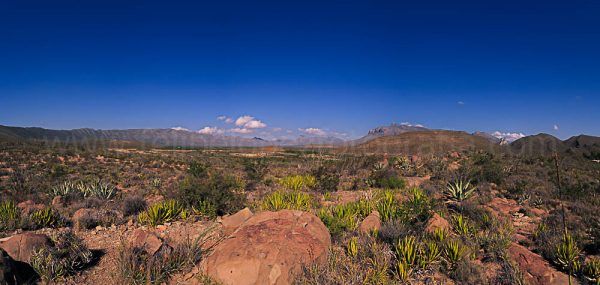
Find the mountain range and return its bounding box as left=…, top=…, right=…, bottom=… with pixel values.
left=1, top=124, right=599, bottom=159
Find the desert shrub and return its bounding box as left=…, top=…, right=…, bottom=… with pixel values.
left=243, top=158, right=268, bottom=190
left=447, top=259, right=484, bottom=284
left=116, top=237, right=206, bottom=285
left=494, top=258, right=525, bottom=285
left=378, top=219, right=410, bottom=245
left=138, top=200, right=188, bottom=226
left=188, top=161, right=209, bottom=178
left=467, top=152, right=506, bottom=185
left=261, top=191, right=314, bottom=211
left=123, top=196, right=147, bottom=216
left=369, top=168, right=406, bottom=189
left=311, top=166, right=340, bottom=193
left=398, top=188, right=433, bottom=226
left=30, top=230, right=93, bottom=282
left=30, top=207, right=65, bottom=229
left=178, top=172, right=245, bottom=216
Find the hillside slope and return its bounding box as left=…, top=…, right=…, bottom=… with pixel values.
left=339, top=130, right=498, bottom=155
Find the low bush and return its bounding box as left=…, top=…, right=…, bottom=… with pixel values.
left=116, top=237, right=206, bottom=284
left=0, top=200, right=20, bottom=232
left=30, top=207, right=65, bottom=229
left=30, top=231, right=93, bottom=282
left=279, top=175, right=317, bottom=191
left=178, top=172, right=245, bottom=216
left=123, top=196, right=147, bottom=217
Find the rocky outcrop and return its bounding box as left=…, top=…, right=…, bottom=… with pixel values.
left=204, top=210, right=331, bottom=285
left=0, top=233, right=52, bottom=263
left=128, top=229, right=171, bottom=256
left=16, top=200, right=44, bottom=215
left=221, top=207, right=253, bottom=235
left=359, top=211, right=381, bottom=234
left=508, top=243, right=575, bottom=285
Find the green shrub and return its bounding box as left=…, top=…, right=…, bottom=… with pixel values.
left=192, top=200, right=217, bottom=219
left=178, top=173, right=245, bottom=216
left=311, top=166, right=340, bottom=193
left=444, top=240, right=466, bottom=269
left=369, top=169, right=406, bottom=189
left=138, top=200, right=186, bottom=226
left=317, top=199, right=373, bottom=235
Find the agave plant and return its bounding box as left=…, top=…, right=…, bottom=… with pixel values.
left=451, top=215, right=472, bottom=236
left=50, top=181, right=78, bottom=197
left=418, top=241, right=442, bottom=269
left=83, top=180, right=116, bottom=199
left=0, top=200, right=20, bottom=222
left=556, top=230, right=581, bottom=282
left=446, top=179, right=476, bottom=202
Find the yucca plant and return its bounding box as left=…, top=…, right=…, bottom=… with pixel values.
left=376, top=191, right=398, bottom=222
left=278, top=175, right=316, bottom=191
left=433, top=227, right=448, bottom=242
left=138, top=200, right=185, bottom=226
left=395, top=236, right=418, bottom=267
left=446, top=179, right=476, bottom=202
left=0, top=200, right=20, bottom=222
left=583, top=259, right=600, bottom=285
left=418, top=241, right=442, bottom=269
left=451, top=215, right=472, bottom=236
left=260, top=191, right=313, bottom=211
left=30, top=207, right=63, bottom=229
left=444, top=240, right=465, bottom=269
left=192, top=200, right=217, bottom=218
left=347, top=237, right=359, bottom=257
left=396, top=261, right=412, bottom=282
left=556, top=230, right=581, bottom=282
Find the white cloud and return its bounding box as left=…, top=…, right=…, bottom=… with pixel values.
left=197, top=126, right=223, bottom=135
left=458, top=101, right=465, bottom=105
left=234, top=115, right=267, bottom=129
left=244, top=120, right=267, bottom=129
left=272, top=127, right=283, bottom=132
left=299, top=128, right=327, bottom=136
left=235, top=115, right=254, bottom=126
left=491, top=131, right=526, bottom=142
left=171, top=127, right=190, bottom=132
left=554, top=124, right=559, bottom=131
left=230, top=128, right=253, bottom=134
left=399, top=122, right=426, bottom=128
left=217, top=115, right=234, bottom=124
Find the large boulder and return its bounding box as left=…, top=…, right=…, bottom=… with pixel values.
left=16, top=200, right=44, bottom=215
left=0, top=233, right=52, bottom=263
left=508, top=243, right=575, bottom=285
left=204, top=210, right=331, bottom=285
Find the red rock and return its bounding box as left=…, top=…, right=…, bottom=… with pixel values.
left=359, top=211, right=381, bottom=234
left=0, top=233, right=52, bottom=263
left=129, top=229, right=170, bottom=256
left=221, top=207, right=253, bottom=235
left=425, top=212, right=451, bottom=234
left=508, top=243, right=575, bottom=285
left=16, top=200, right=44, bottom=215
left=51, top=196, right=64, bottom=207
left=204, top=210, right=331, bottom=285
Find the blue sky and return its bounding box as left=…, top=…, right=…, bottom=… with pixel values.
left=1, top=0, right=599, bottom=140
